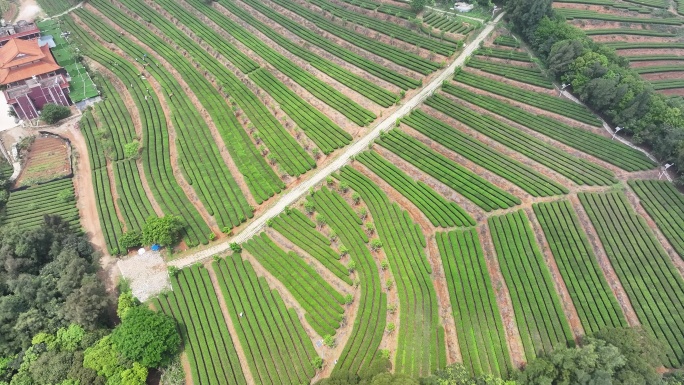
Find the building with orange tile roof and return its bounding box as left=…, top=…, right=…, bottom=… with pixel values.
left=0, top=37, right=70, bottom=120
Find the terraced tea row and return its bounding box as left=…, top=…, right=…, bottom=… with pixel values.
left=154, top=266, right=247, bottom=385
left=580, top=191, right=684, bottom=367
left=339, top=166, right=446, bottom=377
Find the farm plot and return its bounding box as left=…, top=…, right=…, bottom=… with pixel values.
left=270, top=209, right=353, bottom=285
left=402, top=110, right=568, bottom=197
left=243, top=233, right=346, bottom=337
left=14, top=136, right=71, bottom=188
left=633, top=65, right=684, bottom=74
left=78, top=6, right=256, bottom=232
left=154, top=0, right=378, bottom=125
left=355, top=150, right=475, bottom=227
left=93, top=0, right=316, bottom=179
left=426, top=94, right=618, bottom=186
left=585, top=29, right=677, bottom=37
left=265, top=0, right=441, bottom=74
left=629, top=179, right=684, bottom=258
left=36, top=0, right=80, bottom=16
left=489, top=210, right=574, bottom=361
left=376, top=129, right=521, bottom=212
left=442, top=83, right=655, bottom=172
left=65, top=15, right=212, bottom=245
left=234, top=0, right=422, bottom=89
left=0, top=156, right=12, bottom=180
left=651, top=79, right=684, bottom=90
left=310, top=187, right=386, bottom=374
left=207, top=0, right=399, bottom=107
left=466, top=58, right=554, bottom=89
left=214, top=254, right=318, bottom=385
left=533, top=200, right=627, bottom=334
left=494, top=35, right=520, bottom=48
left=556, top=9, right=683, bottom=25
left=339, top=166, right=446, bottom=377
left=3, top=178, right=80, bottom=230
left=90, top=78, right=156, bottom=233
left=579, top=191, right=684, bottom=367
left=454, top=71, right=601, bottom=126
left=337, top=0, right=417, bottom=19
left=423, top=12, right=474, bottom=34
left=436, top=229, right=513, bottom=378
left=153, top=266, right=247, bottom=385
left=307, top=0, right=459, bottom=56
left=80, top=111, right=123, bottom=255
left=476, top=47, right=532, bottom=62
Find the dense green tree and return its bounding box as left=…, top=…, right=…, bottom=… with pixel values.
left=40, top=104, right=72, bottom=125
left=504, top=0, right=552, bottom=39
left=409, top=0, right=433, bottom=12
left=110, top=307, right=180, bottom=368
left=420, top=363, right=516, bottom=384
left=142, top=216, right=184, bottom=246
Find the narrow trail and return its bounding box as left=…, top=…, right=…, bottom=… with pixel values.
left=42, top=1, right=84, bottom=20
left=170, top=12, right=506, bottom=269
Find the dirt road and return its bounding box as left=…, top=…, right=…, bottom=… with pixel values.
left=168, top=12, right=506, bottom=270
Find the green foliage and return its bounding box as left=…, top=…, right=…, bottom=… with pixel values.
left=409, top=0, right=433, bottom=12
left=159, top=356, right=185, bottom=385
left=110, top=306, right=180, bottom=368
left=40, top=104, right=72, bottom=125
left=229, top=242, right=242, bottom=253
left=116, top=292, right=139, bottom=320
left=142, top=215, right=184, bottom=246
left=347, top=260, right=357, bottom=273
left=118, top=231, right=142, bottom=250
left=123, top=140, right=140, bottom=159
left=422, top=363, right=516, bottom=385
left=370, top=239, right=383, bottom=251
left=504, top=0, right=553, bottom=39
left=312, top=356, right=324, bottom=370
left=0, top=217, right=108, bottom=356
left=323, top=335, right=336, bottom=348
left=517, top=328, right=663, bottom=385
left=344, top=294, right=354, bottom=305
left=57, top=189, right=75, bottom=203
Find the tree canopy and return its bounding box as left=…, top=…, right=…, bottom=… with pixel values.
left=142, top=215, right=184, bottom=246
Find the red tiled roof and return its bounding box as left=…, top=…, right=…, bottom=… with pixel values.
left=0, top=38, right=62, bottom=85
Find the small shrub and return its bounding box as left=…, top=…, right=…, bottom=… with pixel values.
left=379, top=349, right=391, bottom=359
left=57, top=188, right=74, bottom=203
left=351, top=192, right=361, bottom=205
left=387, top=303, right=398, bottom=314
left=329, top=230, right=337, bottom=242
left=339, top=245, right=349, bottom=257
left=119, top=231, right=143, bottom=251
left=381, top=260, right=389, bottom=271
left=316, top=214, right=327, bottom=229
left=339, top=181, right=349, bottom=193
left=323, top=335, right=336, bottom=348
left=124, top=140, right=140, bottom=158
left=221, top=226, right=233, bottom=235
left=229, top=242, right=242, bottom=253
left=208, top=232, right=216, bottom=241
left=357, top=207, right=368, bottom=220
left=385, top=279, right=394, bottom=291
left=370, top=239, right=383, bottom=252
left=304, top=201, right=315, bottom=215
left=168, top=266, right=180, bottom=277
left=365, top=222, right=375, bottom=235
left=326, top=176, right=334, bottom=186
left=347, top=260, right=357, bottom=273
left=344, top=294, right=353, bottom=305
left=311, top=357, right=323, bottom=370
left=386, top=322, right=396, bottom=334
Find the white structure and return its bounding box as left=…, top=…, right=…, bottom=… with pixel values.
left=452, top=2, right=474, bottom=12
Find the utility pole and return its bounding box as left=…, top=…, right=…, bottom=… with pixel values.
left=659, top=163, right=674, bottom=179
left=612, top=126, right=623, bottom=140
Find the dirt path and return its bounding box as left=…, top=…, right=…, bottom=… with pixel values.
left=167, top=13, right=506, bottom=270
left=205, top=263, right=258, bottom=385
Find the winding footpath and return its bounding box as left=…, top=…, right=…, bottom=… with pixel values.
left=167, top=12, right=506, bottom=270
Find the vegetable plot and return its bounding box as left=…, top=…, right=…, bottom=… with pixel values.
left=436, top=229, right=513, bottom=377
left=488, top=210, right=574, bottom=361
left=466, top=58, right=553, bottom=88
left=154, top=266, right=247, bottom=385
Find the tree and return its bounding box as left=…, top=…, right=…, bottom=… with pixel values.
left=422, top=363, right=515, bottom=384
left=110, top=307, right=180, bottom=368
left=118, top=231, right=142, bottom=251
left=505, top=0, right=553, bottom=39
left=40, top=104, right=71, bottom=124
left=141, top=215, right=184, bottom=246
left=409, top=0, right=433, bottom=12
